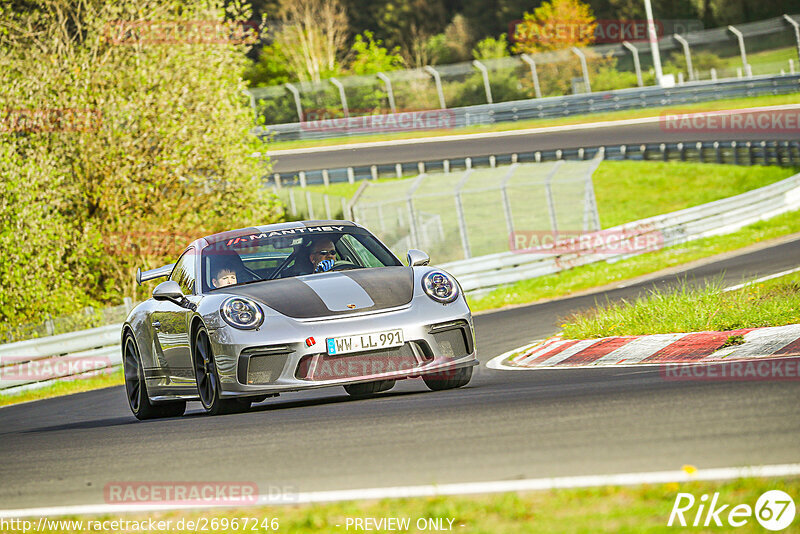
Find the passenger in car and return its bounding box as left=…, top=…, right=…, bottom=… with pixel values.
left=212, top=267, right=238, bottom=288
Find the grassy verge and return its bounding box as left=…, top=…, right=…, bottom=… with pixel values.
left=267, top=92, right=799, bottom=150
left=561, top=271, right=800, bottom=339
left=0, top=367, right=123, bottom=408
left=32, top=477, right=799, bottom=533
left=467, top=210, right=800, bottom=312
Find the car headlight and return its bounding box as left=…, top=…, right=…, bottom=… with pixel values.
left=221, top=297, right=263, bottom=329
left=422, top=271, right=459, bottom=303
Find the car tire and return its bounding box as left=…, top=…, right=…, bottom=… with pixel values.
left=193, top=326, right=250, bottom=416
left=343, top=379, right=395, bottom=397
left=124, top=333, right=186, bottom=420
left=422, top=366, right=473, bottom=391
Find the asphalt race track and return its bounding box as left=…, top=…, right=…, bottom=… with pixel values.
left=1, top=236, right=799, bottom=511
left=269, top=109, right=800, bottom=173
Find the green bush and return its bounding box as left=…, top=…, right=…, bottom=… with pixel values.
left=0, top=0, right=283, bottom=328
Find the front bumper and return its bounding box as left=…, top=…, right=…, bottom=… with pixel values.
left=208, top=298, right=477, bottom=396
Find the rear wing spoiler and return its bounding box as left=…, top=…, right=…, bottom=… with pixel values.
left=136, top=264, right=175, bottom=286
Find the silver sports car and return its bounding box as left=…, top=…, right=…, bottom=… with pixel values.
left=122, top=220, right=477, bottom=419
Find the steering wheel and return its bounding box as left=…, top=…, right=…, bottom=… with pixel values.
left=331, top=261, right=360, bottom=271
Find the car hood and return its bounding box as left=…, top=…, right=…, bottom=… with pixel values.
left=221, top=267, right=414, bottom=319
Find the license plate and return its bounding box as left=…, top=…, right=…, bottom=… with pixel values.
left=326, top=329, right=404, bottom=355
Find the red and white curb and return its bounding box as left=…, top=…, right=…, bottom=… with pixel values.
left=487, top=323, right=800, bottom=371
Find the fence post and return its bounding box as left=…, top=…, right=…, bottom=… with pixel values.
left=454, top=170, right=473, bottom=259
left=329, top=78, right=349, bottom=118
left=376, top=72, right=397, bottom=114
left=424, top=65, right=447, bottom=109
left=370, top=165, right=378, bottom=180
left=621, top=41, right=643, bottom=87
left=731, top=141, right=738, bottom=165
left=124, top=297, right=133, bottom=313
left=472, top=59, right=493, bottom=104
left=696, top=141, right=704, bottom=163
left=784, top=15, right=800, bottom=62
left=727, top=25, right=750, bottom=78
left=673, top=34, right=694, bottom=81
left=520, top=54, right=543, bottom=98
left=714, top=141, right=722, bottom=163
left=274, top=173, right=282, bottom=189
left=299, top=171, right=307, bottom=188
left=285, top=83, right=304, bottom=122
left=305, top=191, right=315, bottom=219
left=322, top=169, right=330, bottom=187
left=406, top=174, right=427, bottom=249
left=395, top=163, right=402, bottom=178
left=289, top=188, right=297, bottom=216
left=583, top=148, right=603, bottom=231
left=571, top=47, right=592, bottom=93
left=347, top=167, right=355, bottom=184
left=341, top=197, right=349, bottom=220
left=500, top=164, right=518, bottom=239
left=544, top=161, right=564, bottom=239
left=444, top=159, right=450, bottom=173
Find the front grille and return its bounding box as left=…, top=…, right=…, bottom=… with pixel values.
left=296, top=342, right=421, bottom=380
left=430, top=321, right=472, bottom=358
left=238, top=345, right=293, bottom=385
left=247, top=354, right=289, bottom=384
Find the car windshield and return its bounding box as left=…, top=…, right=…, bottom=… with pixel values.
left=201, top=225, right=402, bottom=292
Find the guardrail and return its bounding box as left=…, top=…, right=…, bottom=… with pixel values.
left=261, top=73, right=800, bottom=143
left=0, top=324, right=121, bottom=391
left=441, top=169, right=800, bottom=292
left=271, top=139, right=800, bottom=187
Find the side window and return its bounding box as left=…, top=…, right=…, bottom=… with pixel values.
left=170, top=249, right=196, bottom=295
left=340, top=235, right=384, bottom=268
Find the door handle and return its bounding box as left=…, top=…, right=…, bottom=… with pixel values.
left=152, top=321, right=161, bottom=329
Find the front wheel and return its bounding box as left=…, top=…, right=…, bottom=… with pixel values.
left=344, top=380, right=395, bottom=397
left=193, top=327, right=250, bottom=416
left=124, top=334, right=186, bottom=420
left=422, top=366, right=473, bottom=391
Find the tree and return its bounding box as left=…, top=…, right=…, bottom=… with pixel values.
left=512, top=0, right=597, bottom=54
left=348, top=31, right=405, bottom=75
left=0, top=0, right=282, bottom=327
left=274, top=0, right=349, bottom=82
left=473, top=35, right=510, bottom=60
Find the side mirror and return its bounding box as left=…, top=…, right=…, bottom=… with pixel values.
left=407, top=249, right=430, bottom=267
left=153, top=280, right=184, bottom=303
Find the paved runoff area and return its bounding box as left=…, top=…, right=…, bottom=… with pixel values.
left=490, top=324, right=800, bottom=376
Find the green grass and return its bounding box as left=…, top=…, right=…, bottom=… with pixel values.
left=34, top=477, right=799, bottom=533
left=267, top=93, right=800, bottom=150
left=0, top=367, right=123, bottom=407
left=467, top=209, right=800, bottom=312
left=560, top=272, right=800, bottom=339
left=591, top=162, right=795, bottom=228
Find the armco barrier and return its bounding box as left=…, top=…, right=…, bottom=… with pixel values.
left=0, top=324, right=122, bottom=391
left=441, top=170, right=800, bottom=291
left=3, top=170, right=800, bottom=387
left=270, top=139, right=800, bottom=187
left=261, top=74, right=800, bottom=143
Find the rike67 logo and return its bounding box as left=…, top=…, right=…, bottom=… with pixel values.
left=669, top=490, right=795, bottom=530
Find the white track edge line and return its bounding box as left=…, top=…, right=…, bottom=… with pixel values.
left=267, top=104, right=800, bottom=155
left=723, top=266, right=800, bottom=292
left=3, top=464, right=799, bottom=519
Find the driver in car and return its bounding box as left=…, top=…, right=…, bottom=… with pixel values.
left=309, top=237, right=337, bottom=273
